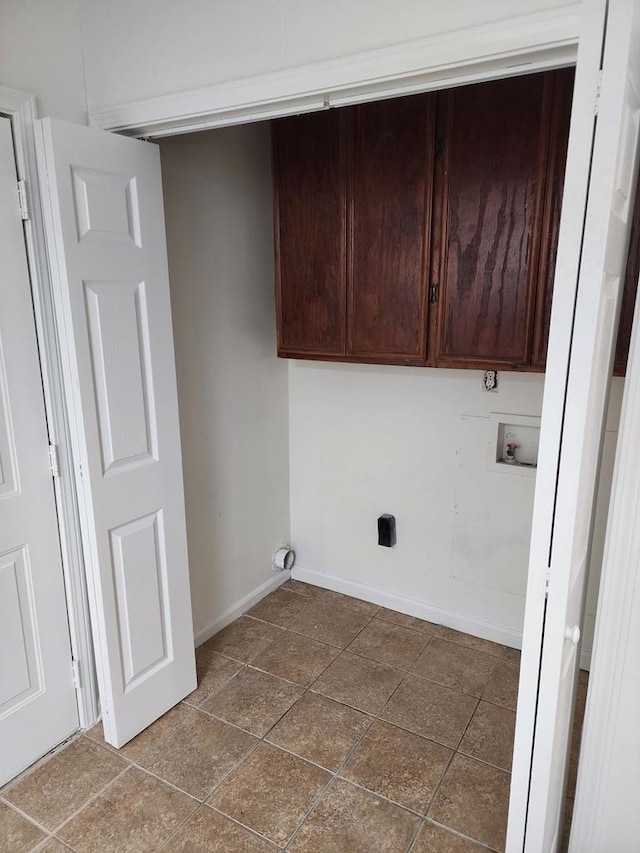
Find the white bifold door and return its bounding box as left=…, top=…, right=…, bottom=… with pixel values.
left=36, top=119, right=196, bottom=747
left=509, top=0, right=640, bottom=850
left=0, top=117, right=78, bottom=785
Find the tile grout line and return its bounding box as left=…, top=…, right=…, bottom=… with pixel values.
left=7, top=585, right=515, bottom=851
left=0, top=795, right=57, bottom=842
left=282, top=707, right=380, bottom=850
left=123, top=611, right=509, bottom=848
left=210, top=596, right=512, bottom=844
left=280, top=582, right=516, bottom=662
left=1, top=736, right=136, bottom=839
left=0, top=733, right=80, bottom=798
left=40, top=763, right=133, bottom=844
left=207, top=800, right=288, bottom=849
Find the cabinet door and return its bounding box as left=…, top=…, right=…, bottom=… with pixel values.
left=432, top=73, right=552, bottom=368
left=273, top=110, right=347, bottom=358
left=348, top=94, right=435, bottom=363
left=532, top=69, right=575, bottom=368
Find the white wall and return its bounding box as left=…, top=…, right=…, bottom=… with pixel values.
left=289, top=360, right=623, bottom=652
left=0, top=0, right=87, bottom=123
left=159, top=123, right=290, bottom=640
left=78, top=0, right=577, bottom=112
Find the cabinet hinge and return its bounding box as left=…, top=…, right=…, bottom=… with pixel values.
left=71, top=659, right=81, bottom=690
left=17, top=180, right=29, bottom=220
left=594, top=69, right=603, bottom=116
left=435, top=137, right=445, bottom=159
left=49, top=443, right=60, bottom=478
left=429, top=283, right=439, bottom=304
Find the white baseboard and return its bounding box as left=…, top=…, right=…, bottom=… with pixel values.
left=292, top=566, right=522, bottom=648
left=193, top=570, right=291, bottom=647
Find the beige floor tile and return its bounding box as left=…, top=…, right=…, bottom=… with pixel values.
left=281, top=580, right=379, bottom=616
left=251, top=631, right=340, bottom=687
left=341, top=720, right=451, bottom=813
left=310, top=588, right=380, bottom=616
left=208, top=743, right=330, bottom=846
left=203, top=616, right=284, bottom=662
left=267, top=692, right=371, bottom=771
left=311, top=652, right=404, bottom=714
left=482, top=660, right=519, bottom=711
left=135, top=706, right=257, bottom=799
left=291, top=602, right=371, bottom=648
left=201, top=666, right=303, bottom=736
left=247, top=588, right=313, bottom=628
left=429, top=754, right=510, bottom=852
left=567, top=684, right=588, bottom=798
left=0, top=801, right=45, bottom=852
left=377, top=608, right=438, bottom=635
left=348, top=619, right=430, bottom=670
left=185, top=648, right=244, bottom=706
left=37, top=840, right=73, bottom=852
left=3, top=739, right=128, bottom=831
left=288, top=778, right=419, bottom=853
left=412, top=639, right=497, bottom=697
left=162, top=805, right=279, bottom=851
left=58, top=767, right=196, bottom=853
left=411, top=821, right=486, bottom=852
left=85, top=702, right=192, bottom=762
left=380, top=674, right=478, bottom=749
left=458, top=701, right=516, bottom=771
left=280, top=579, right=319, bottom=597
left=432, top=627, right=505, bottom=658
left=502, top=646, right=521, bottom=664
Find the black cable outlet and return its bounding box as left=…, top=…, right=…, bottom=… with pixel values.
left=378, top=514, right=396, bottom=547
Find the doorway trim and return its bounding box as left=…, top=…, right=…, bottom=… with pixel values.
left=91, top=5, right=581, bottom=138
left=0, top=85, right=99, bottom=729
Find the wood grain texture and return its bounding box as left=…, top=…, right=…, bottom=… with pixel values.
left=614, top=164, right=640, bottom=375
left=532, top=68, right=575, bottom=369
left=348, top=94, right=435, bottom=362
left=273, top=110, right=346, bottom=357
left=433, top=73, right=553, bottom=367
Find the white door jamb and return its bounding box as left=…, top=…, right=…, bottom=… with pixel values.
left=0, top=85, right=99, bottom=729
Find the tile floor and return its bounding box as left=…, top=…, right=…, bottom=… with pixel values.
left=0, top=580, right=587, bottom=853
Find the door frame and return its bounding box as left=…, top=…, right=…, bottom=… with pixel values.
left=91, top=6, right=581, bottom=138
left=87, top=4, right=628, bottom=848
left=0, top=85, right=99, bottom=729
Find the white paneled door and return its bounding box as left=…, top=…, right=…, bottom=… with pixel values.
left=36, top=119, right=196, bottom=747
left=0, top=116, right=78, bottom=785
left=509, top=0, right=640, bottom=850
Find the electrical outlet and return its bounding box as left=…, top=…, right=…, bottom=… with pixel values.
left=482, top=369, right=498, bottom=392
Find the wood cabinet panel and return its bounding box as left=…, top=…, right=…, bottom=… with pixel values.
left=532, top=69, right=575, bottom=368
left=433, top=74, right=553, bottom=367
left=348, top=95, right=435, bottom=362
left=532, top=67, right=637, bottom=376
left=614, top=163, right=640, bottom=375
left=273, top=110, right=346, bottom=357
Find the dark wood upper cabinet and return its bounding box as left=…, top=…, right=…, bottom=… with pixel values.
left=531, top=68, right=575, bottom=369
left=614, top=161, right=640, bottom=375
left=272, top=69, right=638, bottom=373
left=347, top=95, right=435, bottom=362
left=532, top=67, right=638, bottom=376
left=432, top=73, right=553, bottom=368
left=272, top=110, right=347, bottom=357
